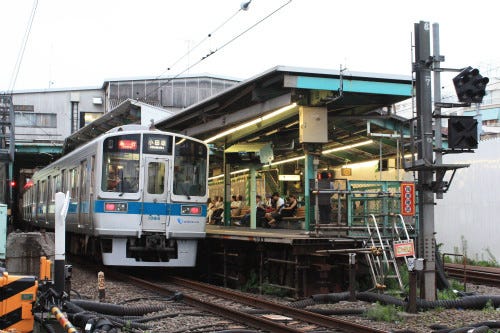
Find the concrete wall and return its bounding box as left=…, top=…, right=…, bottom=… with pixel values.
left=435, top=137, right=500, bottom=262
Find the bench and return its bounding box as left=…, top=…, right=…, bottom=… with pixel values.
left=231, top=207, right=250, bottom=225
left=281, top=206, right=306, bottom=229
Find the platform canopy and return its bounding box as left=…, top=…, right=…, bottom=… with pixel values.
left=62, top=99, right=174, bottom=155
left=156, top=66, right=412, bottom=169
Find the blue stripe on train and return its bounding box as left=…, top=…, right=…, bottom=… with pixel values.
left=93, top=200, right=207, bottom=216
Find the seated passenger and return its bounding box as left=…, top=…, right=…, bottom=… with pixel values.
left=266, top=194, right=298, bottom=228
left=236, top=195, right=267, bottom=227
left=264, top=192, right=285, bottom=228
left=230, top=195, right=243, bottom=217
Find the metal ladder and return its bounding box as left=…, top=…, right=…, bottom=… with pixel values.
left=364, top=214, right=404, bottom=291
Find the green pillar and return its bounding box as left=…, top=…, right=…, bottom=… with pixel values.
left=223, top=160, right=231, bottom=226
left=250, top=167, right=257, bottom=229
left=304, top=151, right=315, bottom=231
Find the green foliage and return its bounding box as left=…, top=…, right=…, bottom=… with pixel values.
left=261, top=281, right=290, bottom=297
left=241, top=270, right=259, bottom=293
left=450, top=279, right=465, bottom=292
left=437, top=288, right=459, bottom=301
left=365, top=302, right=403, bottom=323
left=483, top=299, right=495, bottom=313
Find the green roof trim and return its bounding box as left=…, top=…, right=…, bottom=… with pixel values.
left=294, top=76, right=412, bottom=96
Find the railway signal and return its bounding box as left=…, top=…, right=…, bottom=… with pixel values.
left=453, top=66, right=489, bottom=103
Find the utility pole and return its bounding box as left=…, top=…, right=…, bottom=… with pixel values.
left=414, top=21, right=436, bottom=301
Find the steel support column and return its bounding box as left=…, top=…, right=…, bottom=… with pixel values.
left=415, top=21, right=436, bottom=301
left=250, top=166, right=257, bottom=229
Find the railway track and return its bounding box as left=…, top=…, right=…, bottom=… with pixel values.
left=444, top=263, right=500, bottom=287
left=113, top=272, right=388, bottom=333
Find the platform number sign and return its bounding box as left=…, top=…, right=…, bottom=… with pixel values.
left=400, top=182, right=415, bottom=216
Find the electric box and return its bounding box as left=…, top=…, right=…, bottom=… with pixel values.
left=299, top=106, right=328, bottom=143
left=225, top=142, right=274, bottom=165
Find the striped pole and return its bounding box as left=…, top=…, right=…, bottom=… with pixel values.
left=51, top=306, right=77, bottom=333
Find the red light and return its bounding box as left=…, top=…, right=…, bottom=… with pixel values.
left=105, top=203, right=116, bottom=211
left=10, top=180, right=16, bottom=187
left=190, top=206, right=201, bottom=214
left=118, top=139, right=138, bottom=150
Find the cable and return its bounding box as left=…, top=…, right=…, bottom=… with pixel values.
left=145, top=0, right=292, bottom=101
left=7, top=0, right=39, bottom=93
left=155, top=6, right=243, bottom=79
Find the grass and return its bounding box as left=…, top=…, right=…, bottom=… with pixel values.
left=365, top=302, right=403, bottom=323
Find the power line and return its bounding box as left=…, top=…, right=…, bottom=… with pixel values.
left=145, top=0, right=292, bottom=100
left=155, top=6, right=243, bottom=79
left=8, top=0, right=39, bottom=93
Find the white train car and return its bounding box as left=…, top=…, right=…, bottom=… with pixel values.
left=22, top=125, right=208, bottom=267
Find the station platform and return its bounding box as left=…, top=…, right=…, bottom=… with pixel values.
left=205, top=224, right=359, bottom=247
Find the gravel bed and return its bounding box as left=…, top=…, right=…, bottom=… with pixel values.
left=302, top=283, right=500, bottom=332
left=69, top=265, right=247, bottom=332
left=70, top=265, right=499, bottom=332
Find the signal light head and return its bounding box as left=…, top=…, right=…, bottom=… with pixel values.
left=453, top=66, right=489, bottom=103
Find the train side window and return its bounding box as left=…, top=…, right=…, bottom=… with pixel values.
left=54, top=174, right=61, bottom=194
left=48, top=176, right=53, bottom=203
left=79, top=160, right=88, bottom=205
left=70, top=168, right=79, bottom=201
left=61, top=169, right=66, bottom=192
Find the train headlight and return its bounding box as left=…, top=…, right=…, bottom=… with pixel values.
left=181, top=205, right=202, bottom=215
left=104, top=202, right=128, bottom=212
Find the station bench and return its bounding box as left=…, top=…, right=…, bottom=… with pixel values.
left=231, top=207, right=250, bottom=225
left=281, top=206, right=306, bottom=229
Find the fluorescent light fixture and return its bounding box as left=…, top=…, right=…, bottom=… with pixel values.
left=322, top=140, right=373, bottom=154
left=268, top=155, right=305, bottom=166
left=204, top=103, right=297, bottom=143
left=208, top=168, right=250, bottom=181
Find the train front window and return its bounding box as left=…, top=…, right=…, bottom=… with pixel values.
left=173, top=137, right=207, bottom=197
left=102, top=134, right=140, bottom=193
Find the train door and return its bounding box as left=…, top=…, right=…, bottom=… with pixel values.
left=141, top=157, right=169, bottom=231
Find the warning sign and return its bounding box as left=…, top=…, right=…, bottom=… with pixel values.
left=400, top=182, right=415, bottom=216
left=394, top=240, right=415, bottom=258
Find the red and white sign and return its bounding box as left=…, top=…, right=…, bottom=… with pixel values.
left=394, top=240, right=415, bottom=258
left=400, top=182, right=415, bottom=216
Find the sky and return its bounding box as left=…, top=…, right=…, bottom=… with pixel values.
left=1, top=0, right=499, bottom=92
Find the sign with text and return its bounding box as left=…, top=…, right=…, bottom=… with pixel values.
left=394, top=240, right=415, bottom=258
left=400, top=182, right=415, bottom=216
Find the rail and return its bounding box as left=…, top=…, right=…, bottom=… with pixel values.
left=114, top=271, right=389, bottom=333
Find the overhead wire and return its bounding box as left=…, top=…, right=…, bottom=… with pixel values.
left=7, top=0, right=39, bottom=93
left=145, top=0, right=293, bottom=100
left=155, top=6, right=243, bottom=79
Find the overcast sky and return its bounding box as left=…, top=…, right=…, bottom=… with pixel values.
left=1, top=0, right=499, bottom=92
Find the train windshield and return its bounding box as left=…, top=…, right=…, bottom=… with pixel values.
left=173, top=137, right=207, bottom=197
left=102, top=134, right=140, bottom=193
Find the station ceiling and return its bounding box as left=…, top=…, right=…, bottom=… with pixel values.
left=155, top=66, right=413, bottom=169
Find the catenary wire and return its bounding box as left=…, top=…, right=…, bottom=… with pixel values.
left=155, top=6, right=243, bottom=79
left=7, top=0, right=39, bottom=93
left=144, top=0, right=292, bottom=101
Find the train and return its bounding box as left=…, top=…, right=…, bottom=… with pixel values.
left=21, top=125, right=208, bottom=267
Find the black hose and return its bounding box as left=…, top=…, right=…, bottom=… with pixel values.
left=69, top=299, right=166, bottom=316
left=69, top=312, right=151, bottom=331
left=291, top=291, right=500, bottom=311
left=436, top=246, right=451, bottom=290
left=214, top=331, right=260, bottom=333
left=308, top=308, right=365, bottom=315
left=34, top=314, right=58, bottom=333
